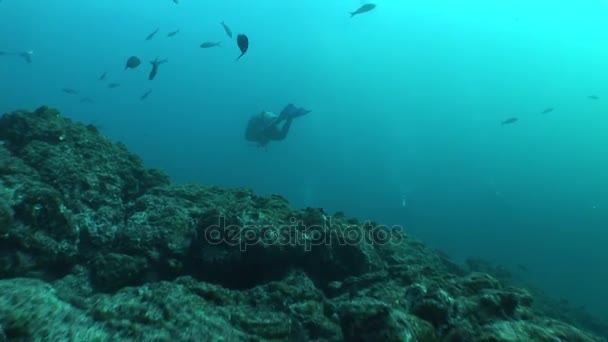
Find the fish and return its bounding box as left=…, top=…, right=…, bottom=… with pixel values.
left=140, top=89, right=152, bottom=101
left=107, top=83, right=121, bottom=88
left=62, top=88, right=79, bottom=95
left=0, top=50, right=33, bottom=63
left=80, top=97, right=95, bottom=104
left=588, top=95, right=599, bottom=100
left=221, top=21, right=232, bottom=38
left=172, top=0, right=178, bottom=3
left=125, top=56, right=141, bottom=70
left=167, top=29, right=180, bottom=37
left=149, top=58, right=167, bottom=80
left=541, top=107, right=554, bottom=114
left=236, top=34, right=249, bottom=60
left=350, top=3, right=376, bottom=17
left=146, top=28, right=160, bottom=40
left=200, top=41, right=222, bottom=48
left=98, top=72, right=107, bottom=81
left=501, top=117, right=518, bottom=125
left=18, top=51, right=33, bottom=63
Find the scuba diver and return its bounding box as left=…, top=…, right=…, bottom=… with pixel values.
left=245, top=103, right=310, bottom=147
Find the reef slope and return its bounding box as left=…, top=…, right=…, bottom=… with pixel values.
left=0, top=106, right=604, bottom=341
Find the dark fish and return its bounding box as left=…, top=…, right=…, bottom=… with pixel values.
left=107, top=83, right=121, bottom=88
left=0, top=50, right=32, bottom=63
left=200, top=41, right=222, bottom=48
left=221, top=21, right=232, bottom=38
left=146, top=28, right=160, bottom=40
left=62, top=88, right=79, bottom=95
left=588, top=95, right=599, bottom=100
left=125, top=56, right=141, bottom=70
left=172, top=0, right=178, bottom=3
left=516, top=264, right=528, bottom=272
left=501, top=117, right=518, bottom=125
left=236, top=34, right=249, bottom=60
left=149, top=58, right=168, bottom=80
left=140, top=89, right=152, bottom=101
left=350, top=3, right=376, bottom=17
left=18, top=51, right=33, bottom=63
left=98, top=71, right=107, bottom=81
left=80, top=97, right=95, bottom=104
left=167, top=29, right=180, bottom=37
left=541, top=107, right=554, bottom=114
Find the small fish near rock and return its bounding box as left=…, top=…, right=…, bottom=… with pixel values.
left=501, top=117, right=518, bottom=125
left=350, top=3, right=376, bottom=17
left=200, top=41, right=222, bottom=48
left=236, top=34, right=249, bottom=60
left=125, top=56, right=141, bottom=70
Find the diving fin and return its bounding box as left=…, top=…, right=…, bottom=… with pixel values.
left=279, top=103, right=310, bottom=120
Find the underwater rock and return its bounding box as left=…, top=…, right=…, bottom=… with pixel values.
left=338, top=299, right=437, bottom=341
left=90, top=253, right=149, bottom=292
left=0, top=106, right=604, bottom=341
left=461, top=272, right=503, bottom=294
left=405, top=284, right=455, bottom=328
left=0, top=324, right=6, bottom=342
left=0, top=194, right=12, bottom=238
left=0, top=278, right=109, bottom=340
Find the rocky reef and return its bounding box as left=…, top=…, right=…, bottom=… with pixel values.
left=0, top=106, right=605, bottom=341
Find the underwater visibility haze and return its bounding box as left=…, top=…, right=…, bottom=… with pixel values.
left=1, top=0, right=607, bottom=340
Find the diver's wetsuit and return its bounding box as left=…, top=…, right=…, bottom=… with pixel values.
left=244, top=103, right=310, bottom=146
left=264, top=116, right=293, bottom=141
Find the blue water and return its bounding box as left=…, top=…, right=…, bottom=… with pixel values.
left=2, top=0, right=607, bottom=317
